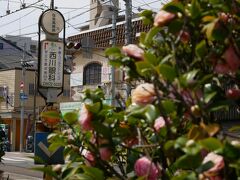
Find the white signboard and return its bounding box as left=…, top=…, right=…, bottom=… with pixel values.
left=41, top=10, right=64, bottom=34
left=70, top=73, right=83, bottom=87
left=40, top=40, right=64, bottom=88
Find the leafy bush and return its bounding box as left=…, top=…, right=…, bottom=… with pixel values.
left=41, top=0, right=240, bottom=179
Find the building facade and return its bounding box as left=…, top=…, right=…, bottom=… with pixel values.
left=68, top=17, right=151, bottom=102
left=0, top=68, right=71, bottom=151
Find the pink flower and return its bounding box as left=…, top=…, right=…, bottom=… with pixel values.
left=78, top=104, right=93, bottom=131
left=214, top=63, right=232, bottom=74
left=226, top=88, right=240, bottom=100
left=99, top=147, right=112, bottom=161
left=134, top=157, right=160, bottom=180
left=154, top=117, right=166, bottom=132
left=83, top=150, right=96, bottom=166
left=202, top=152, right=225, bottom=177
left=223, top=45, right=240, bottom=72
left=154, top=10, right=175, bottom=27
left=122, top=44, right=144, bottom=61
left=132, top=83, right=156, bottom=105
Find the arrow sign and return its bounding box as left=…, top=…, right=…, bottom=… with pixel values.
left=34, top=132, right=64, bottom=165
left=38, top=142, right=59, bottom=157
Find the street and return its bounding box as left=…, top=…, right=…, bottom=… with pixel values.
left=0, top=152, right=43, bottom=180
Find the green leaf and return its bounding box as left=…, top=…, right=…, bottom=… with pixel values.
left=158, top=64, right=177, bottom=82
left=180, top=70, right=199, bottom=88
left=163, top=2, right=185, bottom=14
left=191, top=0, right=201, bottom=19
left=168, top=19, right=184, bottom=34
left=199, top=137, right=223, bottom=151
left=63, top=111, right=79, bottom=125
left=195, top=40, right=207, bottom=58
left=144, top=52, right=158, bottom=66
left=162, top=100, right=176, bottom=114
left=81, top=166, right=105, bottom=180
left=229, top=125, right=240, bottom=132
left=136, top=61, right=153, bottom=77
left=223, top=142, right=240, bottom=160
left=188, top=125, right=207, bottom=140
left=32, top=166, right=59, bottom=179
left=105, top=47, right=121, bottom=57
left=145, top=27, right=161, bottom=46
left=204, top=83, right=217, bottom=103
left=196, top=161, right=214, bottom=174
left=87, top=102, right=101, bottom=114
left=92, top=121, right=111, bottom=138
left=172, top=171, right=197, bottom=180
left=144, top=105, right=159, bottom=123
left=174, top=137, right=188, bottom=149
left=175, top=154, right=202, bottom=169
left=202, top=19, right=218, bottom=40
left=139, top=10, right=154, bottom=25
left=208, top=100, right=229, bottom=111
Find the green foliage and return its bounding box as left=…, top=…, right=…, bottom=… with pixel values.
left=36, top=0, right=240, bottom=179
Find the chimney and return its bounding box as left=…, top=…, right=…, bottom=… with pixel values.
left=90, top=0, right=119, bottom=29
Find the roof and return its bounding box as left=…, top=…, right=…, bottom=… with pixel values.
left=0, top=36, right=33, bottom=57
left=68, top=17, right=152, bottom=48
left=0, top=36, right=35, bottom=69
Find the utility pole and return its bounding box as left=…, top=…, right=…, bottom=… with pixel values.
left=20, top=43, right=26, bottom=152
left=124, top=0, right=132, bottom=97
left=50, top=0, right=54, bottom=9
left=111, top=0, right=117, bottom=106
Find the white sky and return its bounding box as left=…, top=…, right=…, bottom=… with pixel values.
left=0, top=0, right=163, bottom=40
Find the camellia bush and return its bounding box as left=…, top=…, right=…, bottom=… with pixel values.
left=38, top=0, right=240, bottom=179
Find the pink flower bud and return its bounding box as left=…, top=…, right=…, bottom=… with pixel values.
left=179, top=31, right=190, bottom=44
left=154, top=10, right=175, bottom=27
left=99, top=147, right=112, bottom=161
left=223, top=45, right=240, bottom=72
left=79, top=104, right=93, bottom=131
left=134, top=157, right=160, bottom=180
left=154, top=116, right=166, bottom=132
left=124, top=137, right=139, bottom=147
left=132, top=83, right=156, bottom=105
left=202, top=152, right=225, bottom=177
left=122, top=44, right=144, bottom=61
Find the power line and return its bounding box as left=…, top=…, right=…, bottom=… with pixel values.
left=0, top=9, right=37, bottom=28
left=0, top=0, right=43, bottom=18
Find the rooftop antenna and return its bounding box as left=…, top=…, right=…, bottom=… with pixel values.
left=6, top=0, right=10, bottom=14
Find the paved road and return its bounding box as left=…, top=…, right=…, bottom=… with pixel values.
left=0, top=152, right=43, bottom=180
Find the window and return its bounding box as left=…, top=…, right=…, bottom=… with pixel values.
left=0, top=43, right=3, bottom=50
left=28, top=83, right=35, bottom=95
left=30, top=45, right=37, bottom=54
left=83, top=63, right=102, bottom=85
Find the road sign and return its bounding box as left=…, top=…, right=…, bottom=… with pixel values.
left=34, top=132, right=64, bottom=165
left=19, top=93, right=28, bottom=100
left=39, top=40, right=64, bottom=88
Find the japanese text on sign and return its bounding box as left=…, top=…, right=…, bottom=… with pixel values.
left=40, top=41, right=64, bottom=88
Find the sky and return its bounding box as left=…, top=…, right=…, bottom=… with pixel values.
left=0, top=0, right=163, bottom=40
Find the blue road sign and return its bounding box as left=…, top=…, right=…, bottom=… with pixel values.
left=34, top=132, right=64, bottom=165
left=19, top=93, right=28, bottom=100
